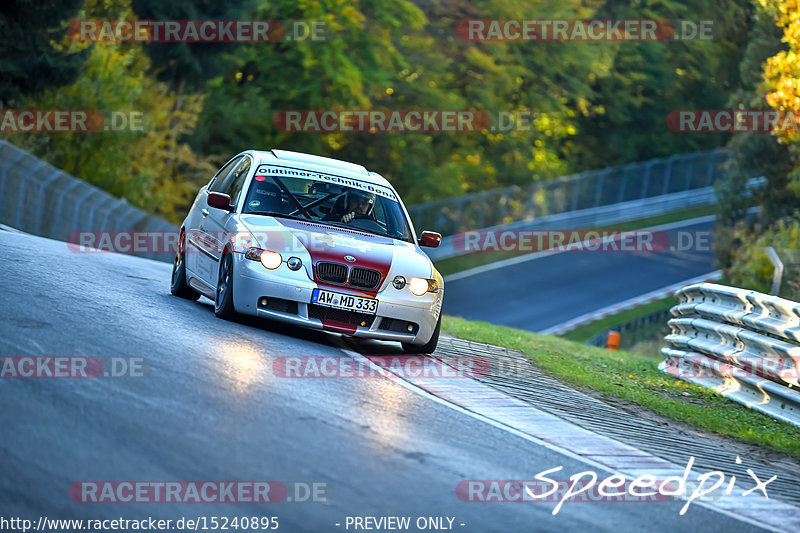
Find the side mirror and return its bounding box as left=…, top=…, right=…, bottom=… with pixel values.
left=419, top=231, right=441, bottom=248
left=207, top=192, right=233, bottom=211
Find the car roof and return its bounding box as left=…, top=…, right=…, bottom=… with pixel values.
left=247, top=149, right=393, bottom=189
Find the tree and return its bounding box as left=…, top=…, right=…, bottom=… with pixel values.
left=130, top=0, right=254, bottom=94
left=0, top=0, right=87, bottom=106
left=4, top=0, right=215, bottom=223
left=714, top=0, right=800, bottom=298
left=191, top=0, right=613, bottom=205
left=572, top=0, right=751, bottom=169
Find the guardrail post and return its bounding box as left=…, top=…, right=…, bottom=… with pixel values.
left=766, top=247, right=784, bottom=295
left=684, top=153, right=697, bottom=191
left=476, top=191, right=488, bottom=228
left=662, top=155, right=677, bottom=195
left=453, top=197, right=466, bottom=233
left=499, top=186, right=515, bottom=224
left=594, top=169, right=609, bottom=207
left=640, top=160, right=655, bottom=199
left=525, top=183, right=539, bottom=219
left=705, top=151, right=715, bottom=187
left=569, top=175, right=581, bottom=211
left=618, top=163, right=636, bottom=203
left=33, top=170, right=65, bottom=235
left=0, top=151, right=29, bottom=214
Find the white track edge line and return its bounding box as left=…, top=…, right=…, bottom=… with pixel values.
left=444, top=214, right=717, bottom=283
left=538, top=270, right=723, bottom=335
left=337, top=345, right=786, bottom=533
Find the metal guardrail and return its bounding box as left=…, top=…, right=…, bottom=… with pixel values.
left=660, top=282, right=800, bottom=428
left=409, top=148, right=726, bottom=238
left=1, top=139, right=726, bottom=264
left=427, top=186, right=717, bottom=260
left=586, top=308, right=672, bottom=347
left=0, top=140, right=176, bottom=262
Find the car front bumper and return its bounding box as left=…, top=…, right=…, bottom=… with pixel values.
left=232, top=255, right=441, bottom=345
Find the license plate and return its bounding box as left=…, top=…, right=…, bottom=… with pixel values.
left=312, top=289, right=378, bottom=314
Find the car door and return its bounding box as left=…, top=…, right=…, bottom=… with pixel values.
left=186, top=156, right=242, bottom=286
left=198, top=155, right=253, bottom=287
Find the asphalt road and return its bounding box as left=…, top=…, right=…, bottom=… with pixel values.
left=0, top=229, right=765, bottom=532
left=443, top=218, right=716, bottom=332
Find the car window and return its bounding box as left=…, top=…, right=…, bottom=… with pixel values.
left=241, top=174, right=413, bottom=242
left=208, top=156, right=243, bottom=194
left=227, top=157, right=253, bottom=205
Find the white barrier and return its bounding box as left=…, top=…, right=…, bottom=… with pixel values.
left=661, top=282, right=800, bottom=427
left=0, top=140, right=177, bottom=262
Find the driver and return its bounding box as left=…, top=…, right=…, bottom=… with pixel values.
left=334, top=189, right=377, bottom=223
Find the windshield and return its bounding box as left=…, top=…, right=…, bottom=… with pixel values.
left=241, top=169, right=413, bottom=242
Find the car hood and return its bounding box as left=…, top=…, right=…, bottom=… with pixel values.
left=238, top=215, right=433, bottom=292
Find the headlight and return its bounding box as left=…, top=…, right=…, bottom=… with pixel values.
left=245, top=247, right=282, bottom=270
left=392, top=275, right=406, bottom=289
left=409, top=277, right=438, bottom=296
left=260, top=250, right=282, bottom=270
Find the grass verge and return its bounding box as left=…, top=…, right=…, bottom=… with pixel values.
left=434, top=204, right=717, bottom=277
left=442, top=315, right=800, bottom=460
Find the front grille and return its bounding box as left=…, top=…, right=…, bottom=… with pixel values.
left=316, top=262, right=347, bottom=284
left=349, top=267, right=381, bottom=289
left=308, top=304, right=375, bottom=327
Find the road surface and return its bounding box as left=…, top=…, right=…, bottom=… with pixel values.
left=0, top=229, right=766, bottom=532
left=444, top=218, right=715, bottom=331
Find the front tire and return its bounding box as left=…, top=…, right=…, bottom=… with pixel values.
left=214, top=251, right=239, bottom=319
left=402, top=313, right=441, bottom=354
left=171, top=231, right=201, bottom=301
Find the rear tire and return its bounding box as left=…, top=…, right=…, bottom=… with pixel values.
left=214, top=251, right=238, bottom=320
left=171, top=230, right=200, bottom=301
left=402, top=313, right=441, bottom=354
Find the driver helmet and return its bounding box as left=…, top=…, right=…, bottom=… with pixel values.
left=348, top=189, right=376, bottom=215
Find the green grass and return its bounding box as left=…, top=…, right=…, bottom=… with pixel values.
left=561, top=296, right=675, bottom=344
left=434, top=204, right=718, bottom=277
left=442, top=315, right=800, bottom=460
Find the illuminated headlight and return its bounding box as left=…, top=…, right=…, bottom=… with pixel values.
left=245, top=247, right=282, bottom=270
left=392, top=275, right=406, bottom=289
left=409, top=277, right=438, bottom=296
left=287, top=257, right=302, bottom=271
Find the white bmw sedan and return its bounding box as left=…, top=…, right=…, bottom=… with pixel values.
left=171, top=149, right=444, bottom=354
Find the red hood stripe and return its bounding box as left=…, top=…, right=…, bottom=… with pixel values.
left=275, top=218, right=394, bottom=296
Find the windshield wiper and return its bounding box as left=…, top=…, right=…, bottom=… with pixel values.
left=326, top=221, right=394, bottom=239
left=245, top=211, right=311, bottom=222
